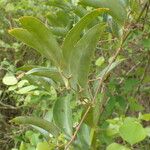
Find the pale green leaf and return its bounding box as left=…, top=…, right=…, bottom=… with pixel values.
left=140, top=114, right=150, bottom=121
left=106, top=143, right=131, bottom=150
left=119, top=117, right=146, bottom=145
left=145, top=127, right=150, bottom=137
left=2, top=73, right=18, bottom=85
left=95, top=56, right=105, bottom=67
left=36, top=142, right=49, bottom=150
left=16, top=85, right=37, bottom=94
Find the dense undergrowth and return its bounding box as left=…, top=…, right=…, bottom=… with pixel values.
left=0, top=0, right=150, bottom=150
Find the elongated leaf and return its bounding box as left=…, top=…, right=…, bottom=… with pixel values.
left=70, top=24, right=106, bottom=91
left=53, top=94, right=73, bottom=137
left=9, top=17, right=64, bottom=68
left=76, top=124, right=90, bottom=149
left=62, top=8, right=109, bottom=64
left=98, top=59, right=125, bottom=79
left=26, top=67, right=62, bottom=83
left=11, top=116, right=60, bottom=137
left=80, top=0, right=127, bottom=25
left=25, top=75, right=57, bottom=91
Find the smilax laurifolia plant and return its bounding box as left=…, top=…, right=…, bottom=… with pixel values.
left=8, top=0, right=150, bottom=149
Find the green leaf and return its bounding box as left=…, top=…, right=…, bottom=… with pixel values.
left=62, top=8, right=109, bottom=64
left=53, top=94, right=73, bottom=137
left=2, top=73, right=18, bottom=85
left=70, top=24, right=106, bottom=91
left=98, top=59, right=124, bottom=79
left=76, top=124, right=90, bottom=149
left=140, top=114, right=150, bottom=121
left=26, top=67, right=62, bottom=83
left=19, top=142, right=26, bottom=150
left=25, top=75, right=57, bottom=91
left=11, top=116, right=60, bottom=137
left=141, top=39, right=150, bottom=48
left=16, top=85, right=37, bottom=94
left=36, top=142, right=49, bottom=150
left=9, top=17, right=64, bottom=68
left=106, top=143, right=131, bottom=150
left=119, top=117, right=146, bottom=145
left=145, top=127, right=150, bottom=137
left=95, top=56, right=105, bottom=67
left=80, top=0, right=127, bottom=25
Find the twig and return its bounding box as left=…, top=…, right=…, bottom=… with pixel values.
left=65, top=106, right=91, bottom=150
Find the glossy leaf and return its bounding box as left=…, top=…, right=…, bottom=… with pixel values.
left=12, top=116, right=60, bottom=137
left=53, top=94, right=73, bottom=137
left=106, top=143, right=131, bottom=150
left=9, top=17, right=64, bottom=68
left=119, top=117, right=146, bottom=145
left=62, top=8, right=109, bottom=64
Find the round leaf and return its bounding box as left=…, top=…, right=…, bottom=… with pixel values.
left=2, top=73, right=18, bottom=85
left=119, top=118, right=146, bottom=145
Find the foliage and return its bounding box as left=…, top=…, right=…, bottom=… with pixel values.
left=0, top=0, right=150, bottom=150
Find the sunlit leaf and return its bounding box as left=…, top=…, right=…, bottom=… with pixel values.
left=2, top=73, right=18, bottom=85
left=119, top=117, right=146, bottom=145
left=106, top=143, right=131, bottom=150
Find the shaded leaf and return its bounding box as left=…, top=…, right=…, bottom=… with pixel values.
left=70, top=24, right=106, bottom=91
left=53, top=94, right=73, bottom=137
left=11, top=116, right=60, bottom=137
left=26, top=67, right=62, bottom=83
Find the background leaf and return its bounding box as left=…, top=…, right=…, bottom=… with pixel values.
left=119, top=117, right=146, bottom=145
